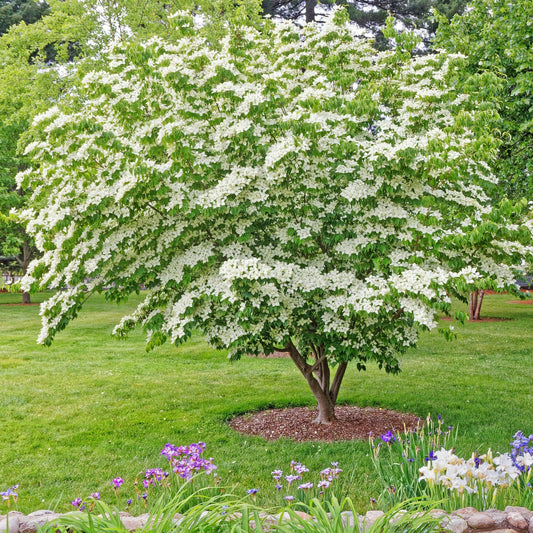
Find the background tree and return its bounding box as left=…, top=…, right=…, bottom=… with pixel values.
left=0, top=0, right=96, bottom=302
left=0, top=0, right=49, bottom=35
left=434, top=0, right=533, bottom=318
left=434, top=0, right=533, bottom=202
left=262, top=0, right=468, bottom=47
left=0, top=121, right=34, bottom=301
left=18, top=11, right=532, bottom=423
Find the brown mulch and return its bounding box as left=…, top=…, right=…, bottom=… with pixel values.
left=229, top=406, right=421, bottom=442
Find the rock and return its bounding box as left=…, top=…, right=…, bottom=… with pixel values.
left=467, top=512, right=496, bottom=530
left=452, top=507, right=478, bottom=519
left=362, top=510, right=385, bottom=531
left=294, top=511, right=312, bottom=521
left=120, top=515, right=143, bottom=532
left=429, top=509, right=448, bottom=519
left=529, top=515, right=533, bottom=533
left=340, top=511, right=356, bottom=528
left=440, top=515, right=468, bottom=533
left=0, top=511, right=25, bottom=533
left=274, top=512, right=290, bottom=522
left=508, top=511, right=530, bottom=531
left=136, top=513, right=155, bottom=528
left=489, top=530, right=520, bottom=533
left=505, top=506, right=533, bottom=521
left=485, top=509, right=508, bottom=528
left=19, top=511, right=60, bottom=533
left=388, top=510, right=407, bottom=524
left=172, top=514, right=184, bottom=526
left=261, top=514, right=280, bottom=526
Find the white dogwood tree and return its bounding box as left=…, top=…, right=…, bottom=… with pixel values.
left=18, top=10, right=533, bottom=423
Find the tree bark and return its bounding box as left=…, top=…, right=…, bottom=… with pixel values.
left=285, top=341, right=348, bottom=424
left=469, top=289, right=485, bottom=320
left=468, top=291, right=476, bottom=320
left=474, top=289, right=484, bottom=320
left=305, top=0, right=317, bottom=23
left=16, top=240, right=32, bottom=304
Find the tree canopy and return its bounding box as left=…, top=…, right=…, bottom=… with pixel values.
left=0, top=0, right=263, bottom=301
left=18, top=10, right=533, bottom=422
left=434, top=0, right=533, bottom=201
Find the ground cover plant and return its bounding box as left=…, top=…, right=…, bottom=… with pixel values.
left=1, top=291, right=533, bottom=514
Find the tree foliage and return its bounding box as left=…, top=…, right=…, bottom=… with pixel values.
left=434, top=0, right=533, bottom=201
left=0, top=0, right=262, bottom=301
left=18, top=11, right=533, bottom=422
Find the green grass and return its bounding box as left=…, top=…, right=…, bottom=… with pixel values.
left=1, top=292, right=532, bottom=514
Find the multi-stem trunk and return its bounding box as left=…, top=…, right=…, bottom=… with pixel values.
left=284, top=340, right=348, bottom=424
left=469, top=289, right=485, bottom=320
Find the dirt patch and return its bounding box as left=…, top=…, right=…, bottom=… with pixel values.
left=0, top=303, right=40, bottom=306
left=484, top=289, right=532, bottom=295
left=247, top=351, right=290, bottom=359
left=507, top=300, right=533, bottom=305
left=439, top=316, right=511, bottom=322
left=229, top=405, right=421, bottom=442
left=469, top=317, right=512, bottom=322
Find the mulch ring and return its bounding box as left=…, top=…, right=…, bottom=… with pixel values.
left=229, top=405, right=421, bottom=442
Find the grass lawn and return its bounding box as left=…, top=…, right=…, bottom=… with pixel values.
left=1, top=291, right=532, bottom=514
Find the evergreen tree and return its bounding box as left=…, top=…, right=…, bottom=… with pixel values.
left=0, top=0, right=49, bottom=35
left=262, top=0, right=467, bottom=47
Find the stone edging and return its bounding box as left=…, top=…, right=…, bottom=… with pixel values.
left=1, top=505, right=532, bottom=532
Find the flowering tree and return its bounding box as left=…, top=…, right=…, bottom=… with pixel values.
left=19, top=11, right=533, bottom=423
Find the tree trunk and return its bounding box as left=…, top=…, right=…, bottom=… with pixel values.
left=285, top=341, right=348, bottom=424
left=16, top=240, right=32, bottom=304
left=469, top=289, right=485, bottom=320
left=313, top=387, right=337, bottom=424
left=305, top=0, right=317, bottom=23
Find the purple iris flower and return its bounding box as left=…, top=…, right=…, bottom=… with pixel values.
left=71, top=498, right=83, bottom=508
left=111, top=478, right=124, bottom=489
left=381, top=431, right=395, bottom=443
left=425, top=450, right=437, bottom=462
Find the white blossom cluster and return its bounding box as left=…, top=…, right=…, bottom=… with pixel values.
left=419, top=448, right=533, bottom=494
left=17, top=9, right=533, bottom=374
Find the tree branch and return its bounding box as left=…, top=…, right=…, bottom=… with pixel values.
left=288, top=339, right=311, bottom=376
left=146, top=202, right=166, bottom=218
left=310, top=354, right=328, bottom=373
left=330, top=361, right=348, bottom=404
